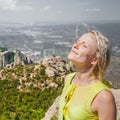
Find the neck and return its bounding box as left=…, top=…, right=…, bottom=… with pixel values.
left=75, top=65, right=92, bottom=77
left=74, top=66, right=97, bottom=85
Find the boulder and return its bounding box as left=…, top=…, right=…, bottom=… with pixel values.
left=49, top=82, right=58, bottom=88
left=45, top=67, right=57, bottom=77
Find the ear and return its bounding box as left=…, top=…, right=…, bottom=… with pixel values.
left=91, top=57, right=98, bottom=66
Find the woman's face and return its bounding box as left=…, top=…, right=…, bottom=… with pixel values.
left=67, top=32, right=98, bottom=67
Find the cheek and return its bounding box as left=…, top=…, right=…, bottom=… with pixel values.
left=67, top=48, right=93, bottom=64
left=78, top=50, right=93, bottom=62
left=78, top=49, right=90, bottom=57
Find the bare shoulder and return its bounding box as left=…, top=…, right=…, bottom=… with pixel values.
left=92, top=90, right=116, bottom=120
left=97, top=90, right=115, bottom=102
left=94, top=89, right=116, bottom=108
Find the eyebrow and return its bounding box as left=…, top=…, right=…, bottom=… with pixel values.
left=78, top=40, right=89, bottom=47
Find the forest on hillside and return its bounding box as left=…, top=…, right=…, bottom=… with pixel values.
left=0, top=62, right=66, bottom=120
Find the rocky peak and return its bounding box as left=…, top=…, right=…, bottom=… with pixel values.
left=0, top=49, right=33, bottom=68
left=42, top=56, right=73, bottom=78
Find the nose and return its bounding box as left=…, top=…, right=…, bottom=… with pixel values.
left=73, top=41, right=81, bottom=49
left=73, top=42, right=79, bottom=49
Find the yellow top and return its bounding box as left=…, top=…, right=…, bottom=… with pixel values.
left=58, top=72, right=109, bottom=120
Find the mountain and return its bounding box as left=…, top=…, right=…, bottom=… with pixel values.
left=0, top=55, right=120, bottom=120
left=0, top=48, right=33, bottom=68
left=0, top=55, right=73, bottom=120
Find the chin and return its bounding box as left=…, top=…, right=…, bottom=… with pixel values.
left=67, top=53, right=75, bottom=61
left=67, top=54, right=77, bottom=65
left=68, top=53, right=88, bottom=68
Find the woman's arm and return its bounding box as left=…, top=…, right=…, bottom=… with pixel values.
left=92, top=90, right=116, bottom=120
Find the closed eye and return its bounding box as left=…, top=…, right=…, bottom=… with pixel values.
left=83, top=44, right=87, bottom=48
left=75, top=40, right=88, bottom=48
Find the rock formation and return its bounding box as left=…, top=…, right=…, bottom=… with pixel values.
left=42, top=96, right=60, bottom=120
left=42, top=56, right=72, bottom=78
left=0, top=49, right=33, bottom=68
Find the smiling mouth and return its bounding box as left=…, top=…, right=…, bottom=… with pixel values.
left=71, top=50, right=79, bottom=55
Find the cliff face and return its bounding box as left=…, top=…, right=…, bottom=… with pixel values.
left=0, top=51, right=14, bottom=68
left=111, top=89, right=120, bottom=120
left=0, top=49, right=33, bottom=68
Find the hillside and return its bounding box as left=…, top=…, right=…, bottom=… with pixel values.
left=0, top=55, right=120, bottom=120
left=0, top=56, right=73, bottom=120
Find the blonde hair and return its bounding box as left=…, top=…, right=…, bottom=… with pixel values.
left=91, top=31, right=111, bottom=81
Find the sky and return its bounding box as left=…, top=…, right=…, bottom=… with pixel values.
left=0, top=0, right=119, bottom=23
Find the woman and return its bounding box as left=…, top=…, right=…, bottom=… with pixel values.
left=58, top=31, right=116, bottom=120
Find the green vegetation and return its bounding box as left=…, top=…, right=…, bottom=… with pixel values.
left=0, top=62, right=65, bottom=120
left=0, top=55, right=119, bottom=119
left=0, top=47, right=8, bottom=52
left=0, top=79, right=61, bottom=120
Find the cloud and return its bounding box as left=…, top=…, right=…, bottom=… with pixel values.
left=0, top=0, right=32, bottom=11
left=17, top=6, right=33, bottom=11
left=0, top=0, right=16, bottom=10
left=85, top=8, right=100, bottom=12
left=56, top=10, right=62, bottom=14
left=43, top=5, right=52, bottom=11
